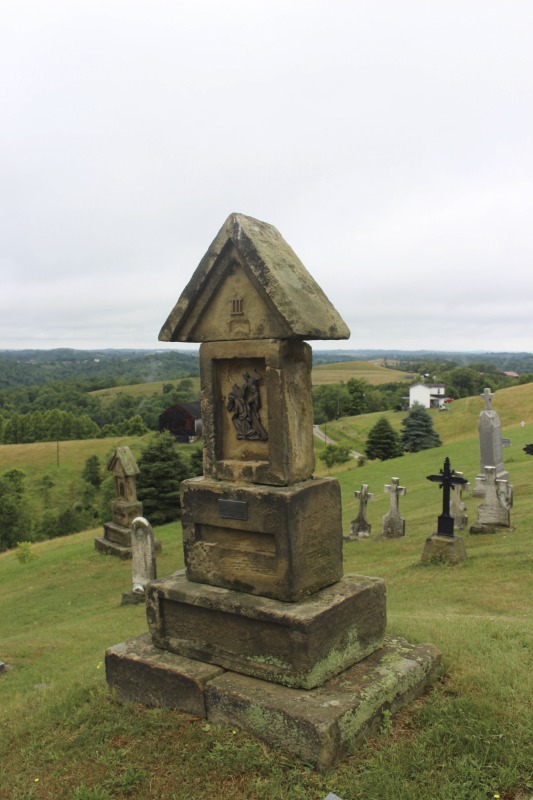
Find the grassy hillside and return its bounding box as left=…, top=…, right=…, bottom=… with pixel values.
left=91, top=378, right=201, bottom=404
left=311, top=359, right=411, bottom=386
left=1, top=386, right=532, bottom=799
left=87, top=361, right=409, bottom=401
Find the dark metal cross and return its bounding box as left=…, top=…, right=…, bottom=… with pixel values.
left=426, top=457, right=468, bottom=538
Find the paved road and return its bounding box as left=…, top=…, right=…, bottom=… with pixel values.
left=312, top=425, right=363, bottom=460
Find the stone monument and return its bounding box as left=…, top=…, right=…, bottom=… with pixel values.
left=470, top=466, right=513, bottom=534
left=345, top=484, right=373, bottom=540
left=421, top=457, right=468, bottom=564
left=105, top=213, right=440, bottom=770
left=378, top=478, right=406, bottom=538
left=473, top=388, right=509, bottom=497
left=450, top=471, right=469, bottom=530
left=121, top=517, right=158, bottom=606
left=95, top=447, right=162, bottom=559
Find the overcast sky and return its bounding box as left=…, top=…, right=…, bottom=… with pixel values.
left=1, top=1, right=532, bottom=354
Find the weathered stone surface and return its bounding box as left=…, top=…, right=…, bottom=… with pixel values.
left=95, top=524, right=162, bottom=561
left=105, top=633, right=224, bottom=717
left=470, top=466, right=513, bottom=533
left=181, top=476, right=343, bottom=601
left=158, top=213, right=350, bottom=343
left=473, top=392, right=509, bottom=496
left=131, top=517, right=157, bottom=593
left=200, top=338, right=314, bottom=485
left=205, top=636, right=441, bottom=771
left=146, top=573, right=386, bottom=689
left=377, top=478, right=406, bottom=539
left=345, top=484, right=373, bottom=540
left=421, top=534, right=467, bottom=564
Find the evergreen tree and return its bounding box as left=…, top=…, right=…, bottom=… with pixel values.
left=0, top=468, right=34, bottom=550
left=365, top=417, right=403, bottom=461
left=136, top=433, right=191, bottom=524
left=400, top=404, right=442, bottom=452
left=82, top=455, right=102, bottom=488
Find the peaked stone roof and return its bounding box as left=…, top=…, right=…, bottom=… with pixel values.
left=159, top=213, right=350, bottom=342
left=106, top=446, right=140, bottom=476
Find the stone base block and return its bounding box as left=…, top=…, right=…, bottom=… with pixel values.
left=105, top=634, right=440, bottom=771
left=94, top=535, right=162, bottom=560
left=469, top=524, right=514, bottom=535
left=421, top=534, right=467, bottom=564
left=94, top=536, right=133, bottom=559
left=181, top=476, right=343, bottom=601
left=105, top=633, right=224, bottom=717
left=146, top=573, right=386, bottom=689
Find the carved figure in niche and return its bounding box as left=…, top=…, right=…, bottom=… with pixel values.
left=226, top=372, right=268, bottom=441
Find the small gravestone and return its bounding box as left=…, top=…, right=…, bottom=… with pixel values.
left=377, top=478, right=405, bottom=538
left=422, top=457, right=468, bottom=564
left=470, top=466, right=513, bottom=533
left=95, top=447, right=161, bottom=559
left=450, top=471, right=469, bottom=530
left=121, top=517, right=157, bottom=605
left=345, top=484, right=373, bottom=540
left=473, top=388, right=509, bottom=497
left=0, top=661, right=7, bottom=674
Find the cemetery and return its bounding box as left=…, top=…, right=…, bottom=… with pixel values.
left=0, top=219, right=532, bottom=797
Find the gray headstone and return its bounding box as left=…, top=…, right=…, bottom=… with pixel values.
left=472, top=466, right=513, bottom=530
left=473, top=388, right=509, bottom=496
left=379, top=478, right=406, bottom=538
left=450, top=471, right=469, bottom=530
left=346, top=483, right=374, bottom=540
left=131, top=517, right=157, bottom=593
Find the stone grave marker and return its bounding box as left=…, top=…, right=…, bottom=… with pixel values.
left=450, top=471, right=469, bottom=530
left=105, top=213, right=441, bottom=770
left=422, top=457, right=468, bottom=564
left=345, top=483, right=373, bottom=540
left=377, top=478, right=406, bottom=538
left=121, top=517, right=158, bottom=606
left=470, top=466, right=513, bottom=533
left=95, top=447, right=161, bottom=559
left=473, top=388, right=509, bottom=497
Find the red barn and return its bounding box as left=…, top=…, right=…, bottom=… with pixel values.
left=159, top=402, right=202, bottom=443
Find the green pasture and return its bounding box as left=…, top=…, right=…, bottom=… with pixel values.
left=90, top=377, right=201, bottom=404
left=1, top=385, right=533, bottom=799
left=311, top=359, right=411, bottom=386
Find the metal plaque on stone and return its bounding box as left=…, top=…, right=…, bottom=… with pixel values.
left=218, top=499, right=248, bottom=521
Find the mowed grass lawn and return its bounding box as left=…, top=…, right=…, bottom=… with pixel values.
left=1, top=386, right=533, bottom=799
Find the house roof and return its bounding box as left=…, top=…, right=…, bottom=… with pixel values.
left=159, top=213, right=350, bottom=343
left=161, top=402, right=202, bottom=419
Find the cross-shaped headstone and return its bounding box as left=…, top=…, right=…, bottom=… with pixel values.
left=349, top=483, right=374, bottom=538
left=481, top=387, right=495, bottom=411
left=384, top=478, right=406, bottom=514
left=380, top=478, right=406, bottom=538
left=450, top=470, right=469, bottom=530
left=427, top=457, right=468, bottom=538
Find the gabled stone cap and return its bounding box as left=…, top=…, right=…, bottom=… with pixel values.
left=159, top=213, right=350, bottom=342
left=106, top=446, right=140, bottom=477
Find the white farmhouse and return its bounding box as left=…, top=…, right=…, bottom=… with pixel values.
left=409, top=383, right=446, bottom=409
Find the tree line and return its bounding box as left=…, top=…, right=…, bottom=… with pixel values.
left=0, top=432, right=202, bottom=552
left=0, top=379, right=197, bottom=444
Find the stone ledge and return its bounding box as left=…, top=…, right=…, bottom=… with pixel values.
left=146, top=573, right=387, bottom=689
left=105, top=633, right=441, bottom=771
left=206, top=636, right=441, bottom=771
left=105, top=633, right=225, bottom=717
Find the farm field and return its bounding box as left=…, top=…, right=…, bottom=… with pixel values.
left=311, top=359, right=411, bottom=386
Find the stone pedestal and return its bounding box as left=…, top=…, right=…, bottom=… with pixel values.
left=95, top=520, right=162, bottom=560
left=146, top=572, right=386, bottom=689
left=421, top=534, right=467, bottom=564
left=182, top=476, right=342, bottom=601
